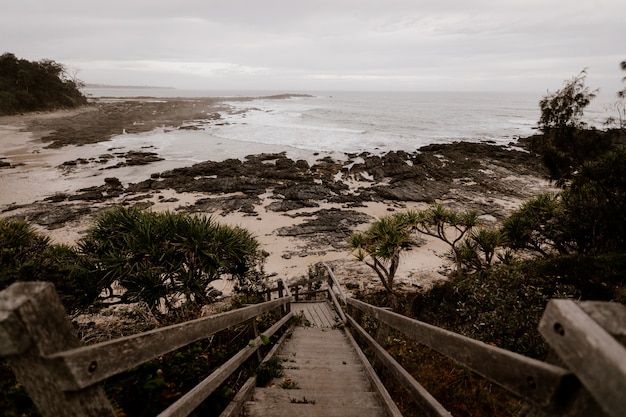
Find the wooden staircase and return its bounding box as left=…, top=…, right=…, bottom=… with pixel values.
left=243, top=302, right=393, bottom=417
left=3, top=278, right=626, bottom=417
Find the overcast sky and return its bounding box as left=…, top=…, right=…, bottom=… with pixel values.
left=2, top=0, right=625, bottom=93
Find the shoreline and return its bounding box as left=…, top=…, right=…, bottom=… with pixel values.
left=0, top=99, right=554, bottom=291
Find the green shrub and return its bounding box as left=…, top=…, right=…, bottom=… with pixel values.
left=0, top=219, right=97, bottom=313
left=78, top=206, right=267, bottom=316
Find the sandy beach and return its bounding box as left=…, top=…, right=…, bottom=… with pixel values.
left=0, top=98, right=554, bottom=293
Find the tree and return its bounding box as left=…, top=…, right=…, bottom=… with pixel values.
left=78, top=207, right=266, bottom=315
left=0, top=52, right=87, bottom=115
left=348, top=211, right=415, bottom=294
left=562, top=147, right=626, bottom=252
left=408, top=204, right=480, bottom=275
left=349, top=204, right=480, bottom=294
left=501, top=193, right=575, bottom=257
left=503, top=65, right=626, bottom=257
left=458, top=228, right=504, bottom=273
left=606, top=60, right=626, bottom=131
left=532, top=70, right=612, bottom=185
left=617, top=61, right=626, bottom=98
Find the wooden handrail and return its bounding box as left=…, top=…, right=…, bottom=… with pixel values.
left=220, top=324, right=296, bottom=417
left=49, top=297, right=292, bottom=390
left=343, top=314, right=404, bottom=417
left=0, top=281, right=294, bottom=417
left=346, top=297, right=575, bottom=409
left=322, top=262, right=347, bottom=302
left=346, top=314, right=451, bottom=417
left=327, top=282, right=347, bottom=323
left=279, top=277, right=292, bottom=298
left=158, top=312, right=293, bottom=417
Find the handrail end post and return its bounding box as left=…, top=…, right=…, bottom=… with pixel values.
left=0, top=282, right=115, bottom=417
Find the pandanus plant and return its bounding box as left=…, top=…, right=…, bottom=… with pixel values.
left=78, top=206, right=265, bottom=316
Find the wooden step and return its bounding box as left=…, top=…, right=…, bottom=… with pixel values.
left=244, top=401, right=386, bottom=417
left=280, top=363, right=365, bottom=373
left=278, top=350, right=360, bottom=361
left=269, top=373, right=372, bottom=391
left=252, top=388, right=382, bottom=407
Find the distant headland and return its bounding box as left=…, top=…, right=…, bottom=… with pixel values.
left=83, top=83, right=175, bottom=89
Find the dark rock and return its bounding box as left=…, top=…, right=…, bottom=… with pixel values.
left=276, top=208, right=373, bottom=250
left=182, top=195, right=260, bottom=215
left=104, top=177, right=123, bottom=188
left=69, top=190, right=105, bottom=201
left=266, top=199, right=319, bottom=212
left=124, top=151, right=164, bottom=166
left=45, top=193, right=70, bottom=203
left=372, top=181, right=442, bottom=202
left=23, top=205, right=92, bottom=229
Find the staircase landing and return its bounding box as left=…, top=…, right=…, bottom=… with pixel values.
left=291, top=301, right=340, bottom=328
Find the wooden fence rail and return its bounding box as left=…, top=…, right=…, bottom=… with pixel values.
left=0, top=280, right=294, bottom=417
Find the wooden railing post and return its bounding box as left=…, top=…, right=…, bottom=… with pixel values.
left=0, top=282, right=115, bottom=417
left=372, top=308, right=391, bottom=372
left=280, top=278, right=291, bottom=314
left=250, top=318, right=263, bottom=363
left=536, top=300, right=626, bottom=417
left=277, top=280, right=285, bottom=316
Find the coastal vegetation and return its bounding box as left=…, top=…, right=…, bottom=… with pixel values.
left=0, top=53, right=87, bottom=116
left=1, top=208, right=267, bottom=318
left=348, top=205, right=481, bottom=294
left=78, top=207, right=266, bottom=317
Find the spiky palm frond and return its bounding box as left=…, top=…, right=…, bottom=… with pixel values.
left=79, top=206, right=264, bottom=315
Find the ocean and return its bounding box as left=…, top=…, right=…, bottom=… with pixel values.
left=2, top=89, right=619, bottom=219
left=83, top=88, right=618, bottom=159
left=214, top=91, right=541, bottom=153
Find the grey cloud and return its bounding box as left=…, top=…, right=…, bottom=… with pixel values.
left=1, top=0, right=625, bottom=92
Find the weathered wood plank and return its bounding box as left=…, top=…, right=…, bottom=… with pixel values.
left=347, top=297, right=575, bottom=409
left=347, top=314, right=452, bottom=417
left=323, top=263, right=348, bottom=302
left=252, top=389, right=383, bottom=407
left=50, top=297, right=292, bottom=390
left=158, top=312, right=293, bottom=417
left=539, top=300, right=626, bottom=417
left=244, top=402, right=386, bottom=417
left=327, top=285, right=347, bottom=323
left=0, top=282, right=115, bottom=417
left=0, top=310, right=32, bottom=355
left=292, top=303, right=315, bottom=326
left=219, top=376, right=257, bottom=417
left=577, top=301, right=626, bottom=345
left=292, top=302, right=339, bottom=328
left=313, top=302, right=334, bottom=327
left=343, top=323, right=404, bottom=417
left=307, top=303, right=326, bottom=327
